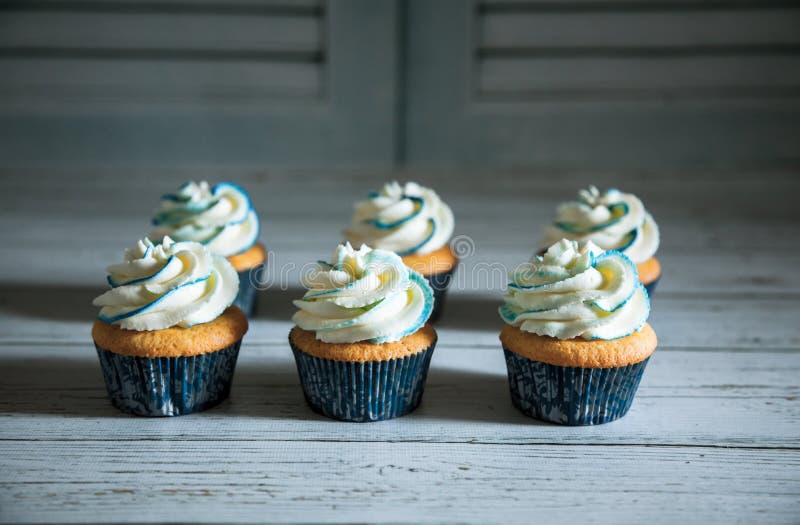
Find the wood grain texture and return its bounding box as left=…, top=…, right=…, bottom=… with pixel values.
left=2, top=441, right=799, bottom=524
left=0, top=169, right=798, bottom=523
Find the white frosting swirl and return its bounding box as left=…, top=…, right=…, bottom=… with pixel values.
left=152, top=181, right=259, bottom=257
left=93, top=236, right=239, bottom=331
left=292, top=243, right=434, bottom=344
left=500, top=239, right=649, bottom=340
left=344, top=181, right=454, bottom=256
left=542, top=186, right=659, bottom=264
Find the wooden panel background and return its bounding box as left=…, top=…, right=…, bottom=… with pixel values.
left=403, top=0, right=800, bottom=167
left=1, top=0, right=799, bottom=167
left=0, top=0, right=400, bottom=167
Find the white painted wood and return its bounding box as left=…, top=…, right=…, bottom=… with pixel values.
left=479, top=9, right=800, bottom=48
left=1, top=345, right=798, bottom=447
left=2, top=440, right=798, bottom=524
left=0, top=170, right=798, bottom=523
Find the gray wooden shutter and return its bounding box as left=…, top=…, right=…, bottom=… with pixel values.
left=0, top=0, right=398, bottom=167
left=404, top=0, right=800, bottom=167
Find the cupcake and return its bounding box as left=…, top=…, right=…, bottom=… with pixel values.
left=289, top=243, right=436, bottom=422
left=499, top=239, right=657, bottom=425
left=152, top=181, right=265, bottom=315
left=91, top=236, right=248, bottom=416
left=344, top=181, right=456, bottom=322
left=542, top=186, right=661, bottom=296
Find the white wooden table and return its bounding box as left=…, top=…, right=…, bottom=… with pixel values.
left=1, top=169, right=798, bottom=524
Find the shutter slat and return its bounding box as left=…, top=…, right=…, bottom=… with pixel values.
left=0, top=1, right=325, bottom=106
left=480, top=10, right=800, bottom=48
left=475, top=2, right=800, bottom=101
left=0, top=11, right=321, bottom=52
left=480, top=56, right=800, bottom=96
left=0, top=58, right=320, bottom=102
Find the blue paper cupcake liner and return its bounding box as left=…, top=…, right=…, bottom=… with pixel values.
left=95, top=342, right=241, bottom=417
left=426, top=266, right=456, bottom=323
left=643, top=276, right=660, bottom=298
left=289, top=338, right=437, bottom=422
left=234, top=265, right=263, bottom=316
left=503, top=347, right=650, bottom=425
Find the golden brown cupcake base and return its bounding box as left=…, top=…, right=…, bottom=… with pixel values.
left=290, top=324, right=437, bottom=362
left=637, top=256, right=661, bottom=286
left=228, top=242, right=267, bottom=272
left=402, top=245, right=458, bottom=276
left=92, top=307, right=249, bottom=358
left=500, top=323, right=657, bottom=368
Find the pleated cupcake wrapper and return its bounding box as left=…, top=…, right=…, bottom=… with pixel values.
left=503, top=347, right=649, bottom=426
left=234, top=266, right=263, bottom=316
left=426, top=266, right=457, bottom=323
left=290, top=340, right=436, bottom=422
left=95, top=342, right=241, bottom=417
left=643, top=276, right=660, bottom=298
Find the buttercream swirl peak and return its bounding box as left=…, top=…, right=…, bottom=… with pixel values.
left=542, top=185, right=659, bottom=264
left=292, top=243, right=434, bottom=344
left=500, top=239, right=649, bottom=340
left=93, top=236, right=239, bottom=331
left=344, top=181, right=454, bottom=256
left=152, top=181, right=259, bottom=257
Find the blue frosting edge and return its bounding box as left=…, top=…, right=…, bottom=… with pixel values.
left=396, top=218, right=436, bottom=256
left=98, top=274, right=210, bottom=324
left=369, top=271, right=434, bottom=344
left=107, top=254, right=176, bottom=288
left=555, top=201, right=629, bottom=234
left=365, top=195, right=424, bottom=230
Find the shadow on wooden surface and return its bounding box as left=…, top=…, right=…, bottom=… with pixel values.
left=418, top=367, right=539, bottom=426
left=0, top=283, right=102, bottom=322
left=0, top=355, right=120, bottom=418
left=0, top=352, right=535, bottom=425
left=253, top=285, right=301, bottom=322
left=436, top=294, right=505, bottom=332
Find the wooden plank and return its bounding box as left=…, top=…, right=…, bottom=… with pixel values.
left=0, top=169, right=797, bottom=524
left=478, top=56, right=800, bottom=95
left=1, top=440, right=798, bottom=524
left=0, top=170, right=797, bottom=288
left=479, top=0, right=797, bottom=7
left=0, top=11, right=322, bottom=52
left=16, top=0, right=323, bottom=7
left=0, top=168, right=796, bottom=237
left=0, top=345, right=798, bottom=447
left=0, top=58, right=321, bottom=105
left=479, top=9, right=800, bottom=48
